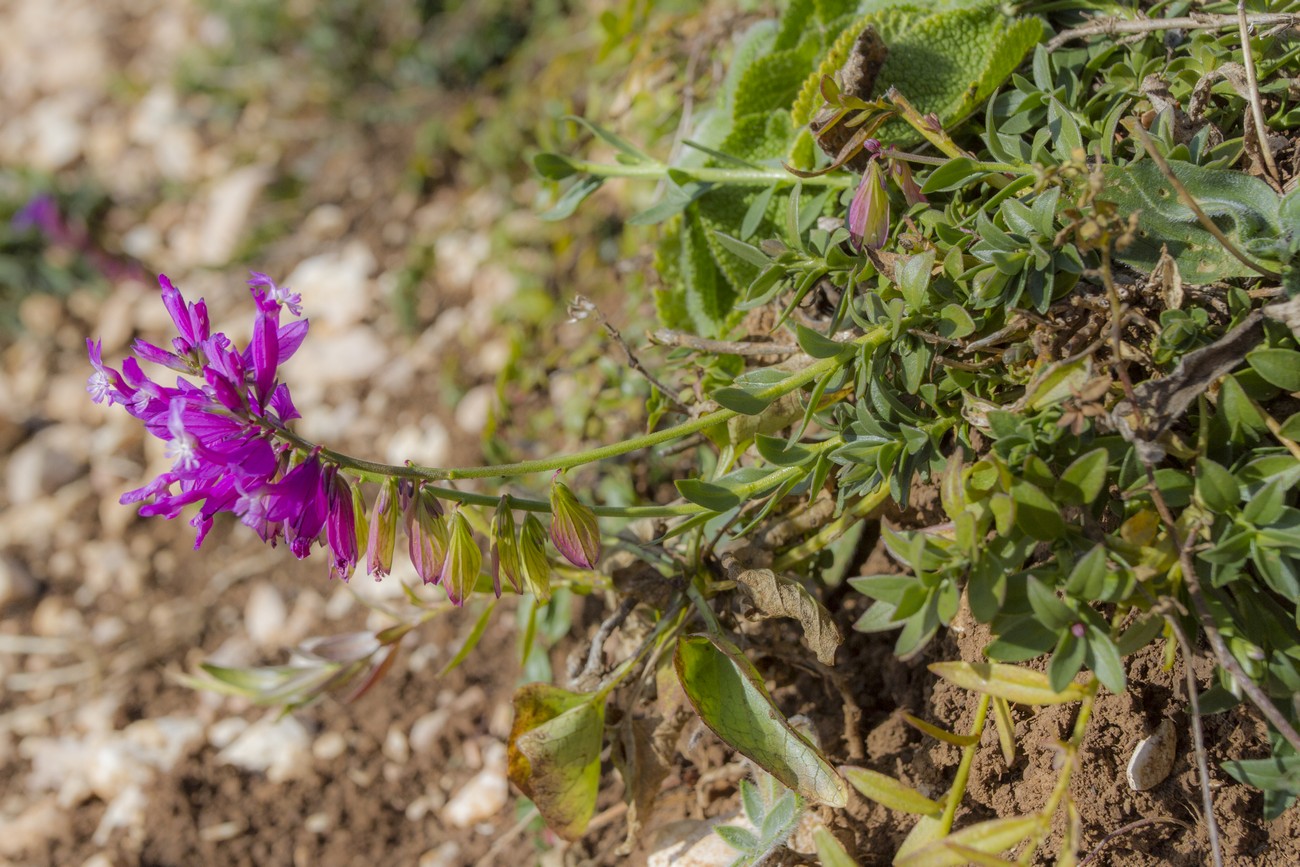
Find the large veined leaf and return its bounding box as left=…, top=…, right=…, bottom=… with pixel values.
left=674, top=634, right=849, bottom=806
left=1101, top=158, right=1283, bottom=282
left=507, top=684, right=606, bottom=840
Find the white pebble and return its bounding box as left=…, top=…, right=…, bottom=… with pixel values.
left=1126, top=718, right=1177, bottom=791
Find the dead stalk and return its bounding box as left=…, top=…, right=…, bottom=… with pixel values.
left=1237, top=1, right=1282, bottom=183
left=1047, top=12, right=1298, bottom=50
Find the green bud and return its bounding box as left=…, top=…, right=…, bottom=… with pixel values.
left=440, top=509, right=482, bottom=607
left=519, top=513, right=552, bottom=604
left=491, top=496, right=522, bottom=596
left=366, top=477, right=399, bottom=577
left=548, top=480, right=601, bottom=569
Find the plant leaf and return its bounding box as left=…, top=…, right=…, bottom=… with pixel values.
left=507, top=683, right=606, bottom=840
left=723, top=553, right=843, bottom=665
left=929, top=661, right=1090, bottom=705
left=840, top=765, right=943, bottom=816
left=674, top=634, right=848, bottom=806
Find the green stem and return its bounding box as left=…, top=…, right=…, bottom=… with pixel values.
left=771, top=482, right=890, bottom=570
left=939, top=693, right=991, bottom=833
left=571, top=159, right=858, bottom=188
left=279, top=329, right=887, bottom=488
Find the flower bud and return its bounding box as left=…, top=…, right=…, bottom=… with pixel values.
left=406, top=484, right=448, bottom=585
left=366, top=477, right=399, bottom=578
left=439, top=509, right=482, bottom=607
left=490, top=496, right=521, bottom=596
left=848, top=159, right=889, bottom=251
left=325, top=470, right=359, bottom=581
left=887, top=157, right=927, bottom=207
left=519, top=513, right=552, bottom=604
left=548, top=480, right=601, bottom=569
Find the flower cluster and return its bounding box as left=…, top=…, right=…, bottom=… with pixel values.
left=90, top=274, right=602, bottom=606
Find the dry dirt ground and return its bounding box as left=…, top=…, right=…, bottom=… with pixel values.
left=2, top=2, right=1299, bottom=866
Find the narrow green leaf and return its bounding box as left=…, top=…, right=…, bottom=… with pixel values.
left=1057, top=448, right=1108, bottom=505
left=901, top=713, right=980, bottom=747
left=895, top=815, right=1044, bottom=867
left=533, top=152, right=580, bottom=180
left=539, top=177, right=603, bottom=221
left=437, top=600, right=498, bottom=677
left=813, top=825, right=860, bottom=867
left=840, top=765, right=943, bottom=816
left=715, top=824, right=761, bottom=853
left=565, top=115, right=653, bottom=162
left=795, top=323, right=849, bottom=359
left=1195, top=458, right=1241, bottom=512
left=741, top=184, right=778, bottom=240
left=921, top=157, right=983, bottom=194
left=713, top=231, right=774, bottom=268
left=1048, top=631, right=1087, bottom=694
left=1248, top=349, right=1300, bottom=392
left=675, top=634, right=848, bottom=806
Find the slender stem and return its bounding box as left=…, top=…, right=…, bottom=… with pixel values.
left=281, top=328, right=886, bottom=485
left=571, top=158, right=858, bottom=188
left=939, top=693, right=991, bottom=833
left=771, top=483, right=890, bottom=571
left=1238, top=1, right=1283, bottom=184
left=885, top=89, right=1013, bottom=190
left=1047, top=12, right=1298, bottom=51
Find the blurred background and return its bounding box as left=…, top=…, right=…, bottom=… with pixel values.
left=0, top=1, right=758, bottom=863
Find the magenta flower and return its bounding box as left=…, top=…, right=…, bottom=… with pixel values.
left=90, top=272, right=310, bottom=549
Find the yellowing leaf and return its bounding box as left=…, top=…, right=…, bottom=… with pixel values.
left=928, top=661, right=1090, bottom=705
left=675, top=634, right=848, bottom=806
left=507, top=684, right=606, bottom=840
left=841, top=765, right=943, bottom=816
left=894, top=815, right=1043, bottom=867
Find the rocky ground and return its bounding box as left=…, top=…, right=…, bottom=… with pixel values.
left=3, top=2, right=1299, bottom=866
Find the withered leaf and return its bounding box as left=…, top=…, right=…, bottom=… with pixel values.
left=721, top=550, right=843, bottom=666
left=611, top=715, right=670, bottom=854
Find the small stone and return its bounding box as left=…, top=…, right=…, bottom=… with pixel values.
left=1126, top=718, right=1177, bottom=791
left=244, top=583, right=288, bottom=649
left=81, top=853, right=114, bottom=867
left=197, top=821, right=245, bottom=843
left=217, top=713, right=312, bottom=783
left=6, top=425, right=89, bottom=502
left=0, top=796, right=71, bottom=858
left=409, top=709, right=450, bottom=755
left=208, top=718, right=249, bottom=750
left=93, top=784, right=148, bottom=845
left=454, top=385, right=494, bottom=435
left=383, top=726, right=410, bottom=764
left=304, top=813, right=331, bottom=834
left=313, top=731, right=347, bottom=762
left=441, top=742, right=508, bottom=828
left=18, top=293, right=64, bottom=337
left=31, top=596, right=85, bottom=637
left=418, top=842, right=462, bottom=867
left=0, top=555, right=39, bottom=609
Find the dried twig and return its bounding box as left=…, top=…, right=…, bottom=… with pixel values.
left=1078, top=816, right=1195, bottom=867
left=650, top=328, right=801, bottom=357
left=1238, top=1, right=1283, bottom=184
left=573, top=296, right=688, bottom=412
left=1099, top=251, right=1225, bottom=867
left=1047, top=12, right=1298, bottom=51
left=569, top=595, right=638, bottom=687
